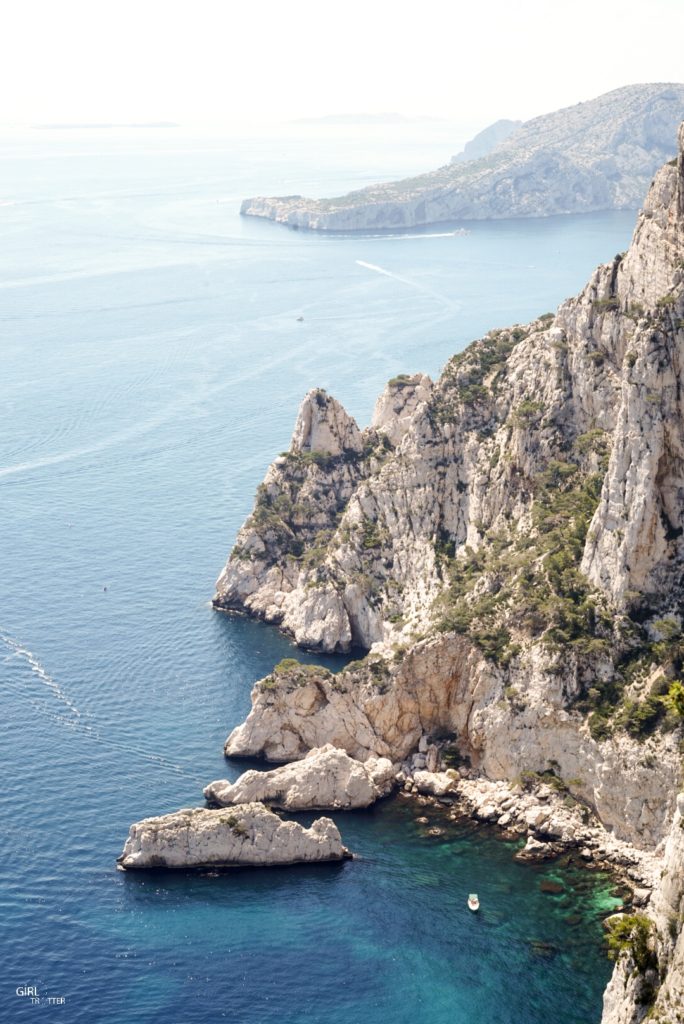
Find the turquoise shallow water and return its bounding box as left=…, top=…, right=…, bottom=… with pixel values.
left=0, top=124, right=632, bottom=1022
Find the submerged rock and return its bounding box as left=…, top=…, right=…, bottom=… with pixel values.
left=204, top=744, right=396, bottom=810
left=117, top=802, right=350, bottom=870
left=539, top=879, right=565, bottom=895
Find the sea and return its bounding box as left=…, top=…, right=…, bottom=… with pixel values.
left=0, top=121, right=636, bottom=1023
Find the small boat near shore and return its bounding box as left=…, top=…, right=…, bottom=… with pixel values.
left=468, top=893, right=480, bottom=912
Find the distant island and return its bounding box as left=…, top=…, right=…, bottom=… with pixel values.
left=292, top=112, right=448, bottom=125
left=32, top=122, right=180, bottom=130
left=241, top=83, right=684, bottom=231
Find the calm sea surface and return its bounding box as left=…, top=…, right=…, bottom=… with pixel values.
left=0, top=124, right=634, bottom=1023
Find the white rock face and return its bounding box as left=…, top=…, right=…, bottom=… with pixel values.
left=291, top=390, right=363, bottom=456
left=204, top=744, right=396, bottom=810
left=601, top=794, right=684, bottom=1024
left=117, top=802, right=349, bottom=869
left=224, top=634, right=681, bottom=847
left=241, top=85, right=684, bottom=231
left=580, top=127, right=684, bottom=606
left=371, top=374, right=433, bottom=447
left=213, top=388, right=375, bottom=651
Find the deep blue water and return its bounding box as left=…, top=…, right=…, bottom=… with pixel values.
left=0, top=125, right=634, bottom=1023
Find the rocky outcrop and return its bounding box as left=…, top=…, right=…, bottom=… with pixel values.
left=217, top=127, right=684, bottom=1020
left=204, top=744, right=395, bottom=810
left=439, top=775, right=659, bottom=885
left=213, top=377, right=430, bottom=651
left=224, top=634, right=681, bottom=847
left=117, top=802, right=349, bottom=869
left=241, top=84, right=684, bottom=231
left=371, top=373, right=432, bottom=447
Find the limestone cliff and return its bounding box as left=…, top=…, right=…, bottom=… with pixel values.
left=602, top=795, right=684, bottom=1023
left=216, top=126, right=684, bottom=1018
left=241, top=84, right=684, bottom=231
left=219, top=129, right=684, bottom=655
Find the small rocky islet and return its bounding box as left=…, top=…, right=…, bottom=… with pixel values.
left=121, top=124, right=684, bottom=1022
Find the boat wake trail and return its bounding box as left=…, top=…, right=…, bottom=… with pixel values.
left=366, top=230, right=468, bottom=240
left=355, top=260, right=461, bottom=310
left=1, top=631, right=204, bottom=785
left=355, top=259, right=410, bottom=281
left=1, top=632, right=82, bottom=719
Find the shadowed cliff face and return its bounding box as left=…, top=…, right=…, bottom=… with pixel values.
left=216, top=126, right=684, bottom=1024
left=240, top=84, right=684, bottom=230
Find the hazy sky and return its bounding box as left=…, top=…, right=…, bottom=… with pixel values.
left=3, top=0, right=683, bottom=127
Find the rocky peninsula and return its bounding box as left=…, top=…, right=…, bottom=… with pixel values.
left=241, top=83, right=684, bottom=231
left=214, top=123, right=684, bottom=1021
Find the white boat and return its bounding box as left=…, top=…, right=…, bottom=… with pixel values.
left=468, top=893, right=480, bottom=912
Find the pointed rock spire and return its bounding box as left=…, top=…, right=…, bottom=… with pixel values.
left=290, top=389, right=363, bottom=456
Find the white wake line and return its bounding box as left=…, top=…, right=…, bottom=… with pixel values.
left=355, top=260, right=462, bottom=310
left=0, top=332, right=320, bottom=481
left=356, top=259, right=404, bottom=278
left=1, top=632, right=83, bottom=719
left=3, top=683, right=204, bottom=785
left=1, top=632, right=203, bottom=784
left=0, top=405, right=191, bottom=480
left=364, top=231, right=467, bottom=240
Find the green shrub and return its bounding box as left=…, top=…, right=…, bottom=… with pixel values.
left=663, top=680, right=684, bottom=718
left=575, top=429, right=610, bottom=458
left=615, top=696, right=665, bottom=739
left=360, top=517, right=387, bottom=550
left=273, top=658, right=301, bottom=674
left=592, top=297, right=619, bottom=313
left=513, top=400, right=545, bottom=424
left=606, top=914, right=656, bottom=973
left=458, top=382, right=489, bottom=405
left=652, top=617, right=682, bottom=642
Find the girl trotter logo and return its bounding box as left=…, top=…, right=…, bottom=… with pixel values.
left=15, top=987, right=66, bottom=1006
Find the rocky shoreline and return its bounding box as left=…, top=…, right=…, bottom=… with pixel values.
left=398, top=760, right=658, bottom=899
left=120, top=736, right=657, bottom=902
